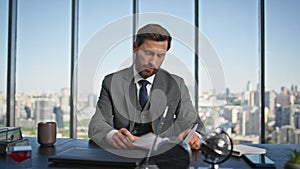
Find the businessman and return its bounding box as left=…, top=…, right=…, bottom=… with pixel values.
left=88, top=23, right=205, bottom=150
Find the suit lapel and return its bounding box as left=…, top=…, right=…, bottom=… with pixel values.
left=122, top=66, right=140, bottom=131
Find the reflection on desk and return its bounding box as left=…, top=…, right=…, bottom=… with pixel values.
left=0, top=137, right=298, bottom=169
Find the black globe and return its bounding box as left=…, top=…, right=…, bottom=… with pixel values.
left=201, top=128, right=233, bottom=165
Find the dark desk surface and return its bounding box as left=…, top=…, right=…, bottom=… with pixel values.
left=0, top=137, right=298, bottom=169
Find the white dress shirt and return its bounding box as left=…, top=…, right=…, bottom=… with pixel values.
left=105, top=65, right=155, bottom=144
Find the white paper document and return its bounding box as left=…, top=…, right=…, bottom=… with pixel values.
left=132, top=132, right=169, bottom=150
left=230, top=144, right=266, bottom=157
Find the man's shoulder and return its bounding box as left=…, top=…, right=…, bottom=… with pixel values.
left=104, top=67, right=132, bottom=80
left=158, top=69, right=184, bottom=81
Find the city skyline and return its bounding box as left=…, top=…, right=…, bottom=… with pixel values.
left=1, top=76, right=299, bottom=144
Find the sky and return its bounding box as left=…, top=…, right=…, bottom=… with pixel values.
left=0, top=0, right=300, bottom=95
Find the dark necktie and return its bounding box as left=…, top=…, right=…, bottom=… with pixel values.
left=139, top=80, right=149, bottom=109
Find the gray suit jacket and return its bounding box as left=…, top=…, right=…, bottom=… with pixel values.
left=88, top=65, right=205, bottom=147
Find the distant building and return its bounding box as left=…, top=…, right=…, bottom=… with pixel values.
left=24, top=106, right=31, bottom=119
left=271, top=126, right=298, bottom=144
left=53, top=106, right=64, bottom=128
left=265, top=91, right=276, bottom=113
left=60, top=88, right=70, bottom=113
left=226, top=88, right=230, bottom=97
left=294, top=129, right=300, bottom=144
left=254, top=91, right=260, bottom=107
left=274, top=86, right=296, bottom=128
left=275, top=86, right=293, bottom=107
left=246, top=81, right=253, bottom=92
left=232, top=135, right=259, bottom=144
left=282, top=126, right=296, bottom=144
left=249, top=91, right=260, bottom=107
left=243, top=91, right=250, bottom=106
left=246, top=107, right=260, bottom=135
left=238, top=110, right=247, bottom=135
left=291, top=84, right=298, bottom=94
left=275, top=107, right=294, bottom=128
left=295, top=112, right=300, bottom=129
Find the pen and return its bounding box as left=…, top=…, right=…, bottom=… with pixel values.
left=184, top=123, right=198, bottom=142
left=155, top=106, right=169, bottom=135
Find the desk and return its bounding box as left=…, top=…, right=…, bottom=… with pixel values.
left=0, top=137, right=298, bottom=169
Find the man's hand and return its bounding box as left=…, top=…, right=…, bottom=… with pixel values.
left=111, top=128, right=136, bottom=149
left=178, top=129, right=201, bottom=150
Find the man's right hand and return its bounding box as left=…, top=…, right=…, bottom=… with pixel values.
left=111, top=128, right=136, bottom=149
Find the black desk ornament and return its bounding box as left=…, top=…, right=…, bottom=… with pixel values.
left=200, top=128, right=233, bottom=169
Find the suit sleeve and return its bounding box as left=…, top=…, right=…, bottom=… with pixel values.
left=88, top=76, right=115, bottom=147
left=173, top=77, right=206, bottom=135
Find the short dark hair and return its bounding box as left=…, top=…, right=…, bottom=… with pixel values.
left=135, top=24, right=172, bottom=51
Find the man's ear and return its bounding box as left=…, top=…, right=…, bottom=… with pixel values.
left=133, top=41, right=137, bottom=53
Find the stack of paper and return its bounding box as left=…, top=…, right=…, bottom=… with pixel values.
left=230, top=144, right=266, bottom=157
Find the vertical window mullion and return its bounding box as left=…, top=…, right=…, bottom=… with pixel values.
left=6, top=0, right=17, bottom=127
left=194, top=0, right=199, bottom=111
left=133, top=0, right=138, bottom=62
left=259, top=0, right=266, bottom=143
left=70, top=0, right=79, bottom=138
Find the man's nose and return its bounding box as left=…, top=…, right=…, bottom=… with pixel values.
left=148, top=56, right=157, bottom=66
left=148, top=58, right=154, bottom=66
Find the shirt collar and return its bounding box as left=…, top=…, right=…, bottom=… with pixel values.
left=133, top=64, right=155, bottom=84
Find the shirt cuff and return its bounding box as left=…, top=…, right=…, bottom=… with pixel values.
left=195, top=131, right=202, bottom=140
left=106, top=129, right=118, bottom=145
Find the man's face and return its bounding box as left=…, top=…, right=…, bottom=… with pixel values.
left=134, top=39, right=168, bottom=79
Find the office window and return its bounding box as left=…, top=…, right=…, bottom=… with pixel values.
left=265, top=0, right=300, bottom=144
left=77, top=0, right=132, bottom=138
left=139, top=0, right=196, bottom=103
left=16, top=0, right=71, bottom=137
left=2, top=0, right=298, bottom=143
left=199, top=0, right=261, bottom=143
left=0, top=0, right=8, bottom=127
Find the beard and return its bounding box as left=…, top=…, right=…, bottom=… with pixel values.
left=138, top=67, right=158, bottom=79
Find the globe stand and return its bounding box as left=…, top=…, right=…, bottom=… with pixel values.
left=197, top=164, right=232, bottom=169
left=197, top=165, right=232, bottom=169
left=199, top=128, right=233, bottom=169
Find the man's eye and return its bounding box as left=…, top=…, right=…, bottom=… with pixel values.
left=144, top=50, right=153, bottom=55
left=157, top=54, right=166, bottom=58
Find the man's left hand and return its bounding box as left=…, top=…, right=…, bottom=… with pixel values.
left=178, top=129, right=201, bottom=150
